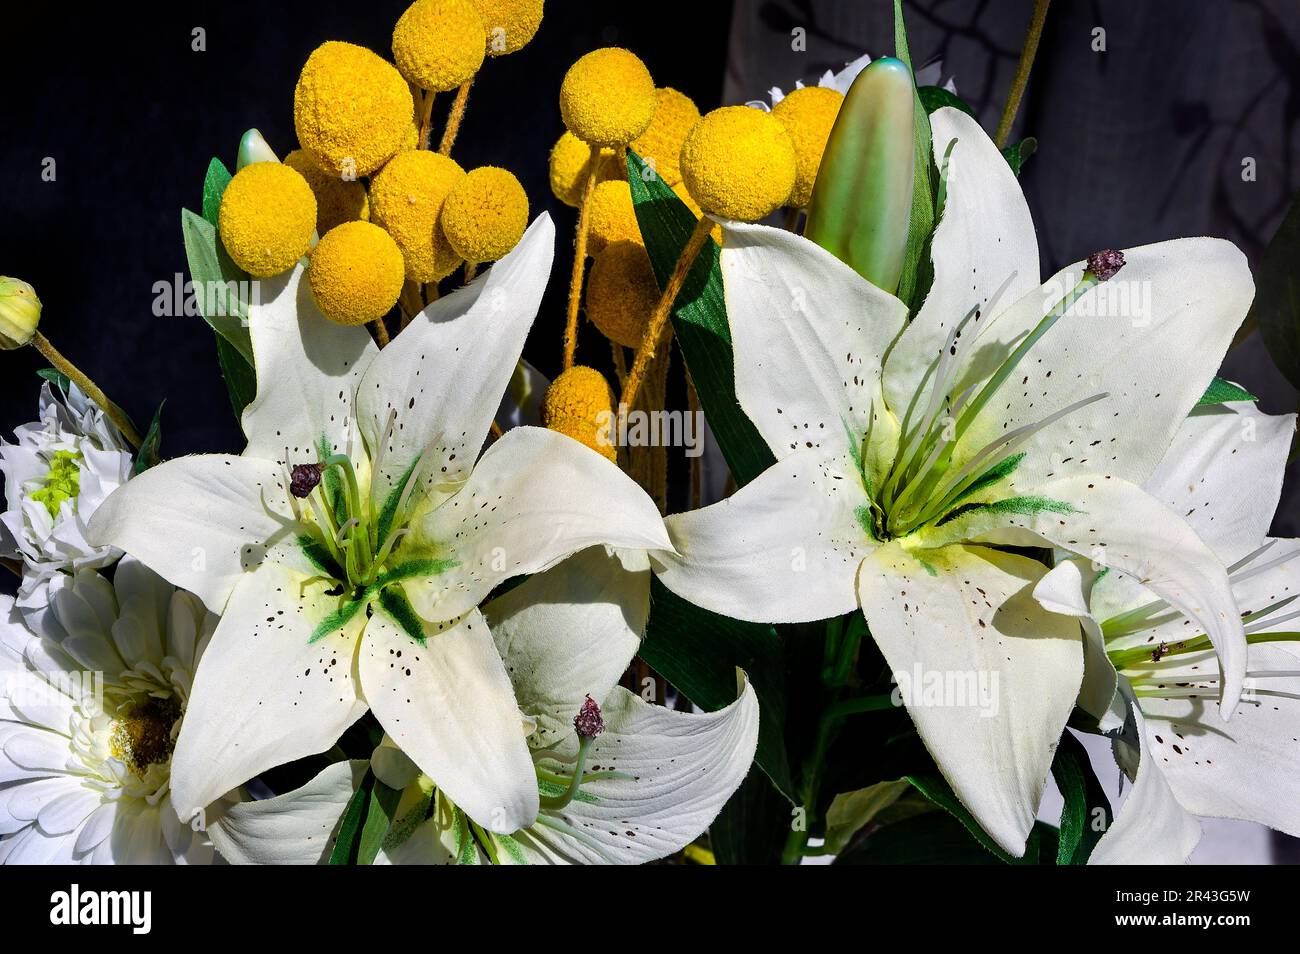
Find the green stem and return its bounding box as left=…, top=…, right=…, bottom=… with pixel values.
left=538, top=736, right=593, bottom=811
left=995, top=0, right=1052, bottom=148
left=30, top=332, right=142, bottom=448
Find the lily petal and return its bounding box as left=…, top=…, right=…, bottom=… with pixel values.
left=1034, top=557, right=1123, bottom=731
left=857, top=542, right=1082, bottom=857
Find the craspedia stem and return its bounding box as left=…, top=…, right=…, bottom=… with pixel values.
left=994, top=0, right=1052, bottom=148
left=372, top=316, right=391, bottom=348
left=30, top=332, right=142, bottom=448
left=561, top=150, right=608, bottom=370
left=417, top=89, right=436, bottom=150
left=620, top=215, right=712, bottom=410
left=438, top=80, right=474, bottom=156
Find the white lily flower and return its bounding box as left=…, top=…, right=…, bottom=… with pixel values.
left=1, top=381, right=133, bottom=629
left=652, top=106, right=1255, bottom=855
left=1035, top=402, right=1300, bottom=863
left=0, top=558, right=217, bottom=864
left=86, top=214, right=673, bottom=835
left=205, top=546, right=759, bottom=865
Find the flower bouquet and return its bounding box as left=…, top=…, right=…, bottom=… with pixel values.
left=2, top=0, right=1298, bottom=870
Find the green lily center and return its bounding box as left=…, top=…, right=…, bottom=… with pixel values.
left=31, top=449, right=82, bottom=518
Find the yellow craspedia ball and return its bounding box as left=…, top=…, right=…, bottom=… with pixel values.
left=284, top=149, right=370, bottom=234
left=217, top=162, right=317, bottom=279
left=370, top=150, right=466, bottom=282
left=679, top=105, right=797, bottom=220
left=440, top=166, right=529, bottom=264
left=542, top=366, right=617, bottom=463
left=587, top=179, right=641, bottom=254
left=470, top=0, right=543, bottom=55
left=630, top=87, right=700, bottom=186
left=771, top=86, right=844, bottom=208
left=295, top=41, right=415, bottom=178
left=559, top=47, right=656, bottom=147
left=586, top=241, right=658, bottom=349
left=393, top=0, right=486, bottom=92
left=548, top=132, right=620, bottom=208
left=308, top=222, right=405, bottom=326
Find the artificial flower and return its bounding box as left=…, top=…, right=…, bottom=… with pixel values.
left=652, top=105, right=1254, bottom=855
left=87, top=213, right=673, bottom=834
left=0, top=558, right=216, bottom=864
left=0, top=381, right=133, bottom=629
left=203, top=546, right=759, bottom=865
left=756, top=53, right=947, bottom=109
left=1034, top=401, right=1300, bottom=863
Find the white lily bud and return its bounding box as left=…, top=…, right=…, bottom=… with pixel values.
left=0, top=277, right=41, bottom=349
left=236, top=128, right=279, bottom=169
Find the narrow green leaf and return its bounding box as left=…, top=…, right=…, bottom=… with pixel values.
left=328, top=770, right=374, bottom=865
left=132, top=402, right=165, bottom=475
left=905, top=773, right=1041, bottom=864
left=893, top=0, right=937, bottom=314
left=36, top=368, right=71, bottom=391
left=709, top=769, right=792, bottom=865
left=1051, top=730, right=1112, bottom=864
left=1001, top=137, right=1038, bottom=177
left=834, top=808, right=1001, bottom=864
left=1253, top=193, right=1300, bottom=390
left=214, top=332, right=257, bottom=418
left=1196, top=376, right=1258, bottom=406
left=202, top=157, right=233, bottom=228
left=180, top=207, right=255, bottom=363
left=917, top=85, right=975, bottom=118
left=357, top=777, right=404, bottom=865
left=823, top=778, right=912, bottom=854
left=626, top=150, right=775, bottom=488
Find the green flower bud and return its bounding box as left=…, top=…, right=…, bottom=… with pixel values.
left=804, top=57, right=915, bottom=295
left=0, top=277, right=42, bottom=350
left=236, top=128, right=279, bottom=170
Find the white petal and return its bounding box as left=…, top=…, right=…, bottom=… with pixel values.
left=1033, top=557, right=1122, bottom=730
left=358, top=214, right=555, bottom=497
left=405, top=427, right=669, bottom=622
left=507, top=679, right=759, bottom=864
left=653, top=449, right=870, bottom=624
left=485, top=546, right=648, bottom=746
left=857, top=543, right=1082, bottom=857
left=359, top=606, right=537, bottom=833
left=36, top=784, right=101, bottom=835
left=73, top=801, right=118, bottom=855
left=719, top=220, right=907, bottom=461
left=170, top=561, right=368, bottom=820
left=882, top=107, right=1040, bottom=431
left=86, top=454, right=310, bottom=614
left=241, top=263, right=378, bottom=464
left=208, top=760, right=368, bottom=864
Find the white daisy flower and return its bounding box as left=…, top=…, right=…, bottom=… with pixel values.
left=1, top=381, right=133, bottom=628
left=0, top=557, right=216, bottom=864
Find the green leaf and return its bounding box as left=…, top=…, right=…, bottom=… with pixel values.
left=822, top=778, right=912, bottom=854
left=905, top=773, right=1043, bottom=864
left=132, top=402, right=165, bottom=475
left=1001, top=137, right=1038, bottom=177
left=835, top=808, right=1001, bottom=864
left=639, top=576, right=794, bottom=800
left=356, top=776, right=404, bottom=865
left=893, top=0, right=937, bottom=314
left=917, top=85, right=975, bottom=117
left=214, top=331, right=257, bottom=418
left=709, top=769, right=792, bottom=865
left=36, top=368, right=71, bottom=391
left=626, top=150, right=775, bottom=488
left=1253, top=193, right=1300, bottom=390
left=327, top=769, right=373, bottom=865
left=1196, top=376, right=1258, bottom=406
left=1051, top=730, right=1112, bottom=864
left=202, top=157, right=233, bottom=228
left=180, top=207, right=255, bottom=364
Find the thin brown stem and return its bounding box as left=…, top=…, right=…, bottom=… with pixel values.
left=561, top=151, right=607, bottom=370
left=418, top=90, right=436, bottom=150
left=399, top=281, right=424, bottom=329
left=30, top=332, right=142, bottom=448
left=620, top=216, right=712, bottom=410
left=463, top=261, right=478, bottom=284
left=686, top=368, right=702, bottom=511
left=372, top=317, right=391, bottom=348
left=994, top=0, right=1051, bottom=148
left=438, top=80, right=473, bottom=156
left=610, top=340, right=628, bottom=389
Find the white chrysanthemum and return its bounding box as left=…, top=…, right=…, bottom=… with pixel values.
left=0, top=557, right=217, bottom=864
left=754, top=54, right=949, bottom=109
left=0, top=382, right=133, bottom=627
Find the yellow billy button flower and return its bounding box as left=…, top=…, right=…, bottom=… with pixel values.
left=542, top=365, right=618, bottom=463
left=294, top=41, right=415, bottom=178
left=771, top=85, right=844, bottom=208
left=218, top=162, right=317, bottom=278
left=559, top=47, right=657, bottom=147
left=587, top=179, right=641, bottom=254
left=470, top=0, right=543, bottom=56
left=548, top=132, right=618, bottom=208
left=370, top=150, right=466, bottom=282
left=679, top=105, right=796, bottom=221
left=586, top=240, right=657, bottom=349
left=0, top=276, right=41, bottom=349
left=440, top=166, right=529, bottom=264
left=309, top=222, right=406, bottom=326
left=284, top=149, right=370, bottom=234
left=630, top=87, right=700, bottom=187
left=393, top=0, right=486, bottom=92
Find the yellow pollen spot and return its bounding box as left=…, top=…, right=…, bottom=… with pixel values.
left=440, top=166, right=529, bottom=264
left=284, top=149, right=370, bottom=234
left=679, top=105, right=797, bottom=221
left=294, top=41, right=415, bottom=178
left=309, top=221, right=406, bottom=326
left=586, top=240, right=658, bottom=349
left=771, top=86, right=844, bottom=208
left=559, top=47, right=657, bottom=147
left=218, top=162, right=316, bottom=278
left=542, top=366, right=618, bottom=463
left=393, top=0, right=486, bottom=92
left=110, top=696, right=181, bottom=777
left=470, top=0, right=543, bottom=56
left=548, top=132, right=618, bottom=208
left=370, top=150, right=466, bottom=282
left=587, top=179, right=641, bottom=254
left=630, top=87, right=700, bottom=187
